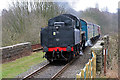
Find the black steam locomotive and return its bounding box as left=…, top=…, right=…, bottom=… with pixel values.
left=41, top=14, right=100, bottom=62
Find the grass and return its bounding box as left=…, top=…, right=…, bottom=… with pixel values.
left=1, top=51, right=46, bottom=79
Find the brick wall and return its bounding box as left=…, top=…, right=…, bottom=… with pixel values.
left=0, top=42, right=32, bottom=63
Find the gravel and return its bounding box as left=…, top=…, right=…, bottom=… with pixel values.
left=32, top=64, right=64, bottom=78
left=58, top=47, right=92, bottom=78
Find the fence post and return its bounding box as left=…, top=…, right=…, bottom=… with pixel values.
left=89, top=59, right=91, bottom=78
left=104, top=48, right=107, bottom=76
left=76, top=74, right=81, bottom=80
left=81, top=69, right=84, bottom=79
left=88, top=62, right=90, bottom=78
left=92, top=57, right=94, bottom=78
left=102, top=35, right=109, bottom=75
left=91, top=52, right=96, bottom=79
left=94, top=53, right=96, bottom=78
left=86, top=64, right=89, bottom=79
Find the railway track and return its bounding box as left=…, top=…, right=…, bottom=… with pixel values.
left=22, top=57, right=78, bottom=80
left=27, top=38, right=99, bottom=79
left=22, top=63, right=50, bottom=79
left=51, top=58, right=77, bottom=79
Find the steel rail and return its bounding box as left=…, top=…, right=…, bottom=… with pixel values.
left=22, top=63, right=50, bottom=80
left=51, top=57, right=79, bottom=80
left=22, top=57, right=79, bottom=80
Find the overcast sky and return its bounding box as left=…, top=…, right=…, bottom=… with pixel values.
left=68, top=0, right=119, bottom=13
left=0, top=0, right=119, bottom=13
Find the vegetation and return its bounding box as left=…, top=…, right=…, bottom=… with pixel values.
left=1, top=1, right=118, bottom=46
left=2, top=1, right=66, bottom=47
left=79, top=8, right=118, bottom=34
left=2, top=52, right=46, bottom=78
left=100, top=33, right=118, bottom=78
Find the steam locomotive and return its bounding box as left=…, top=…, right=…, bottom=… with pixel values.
left=41, top=14, right=100, bottom=62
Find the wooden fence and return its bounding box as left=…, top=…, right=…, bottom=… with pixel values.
left=76, top=35, right=109, bottom=79
left=76, top=51, right=96, bottom=79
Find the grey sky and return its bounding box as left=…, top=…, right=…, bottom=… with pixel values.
left=0, top=0, right=119, bottom=13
